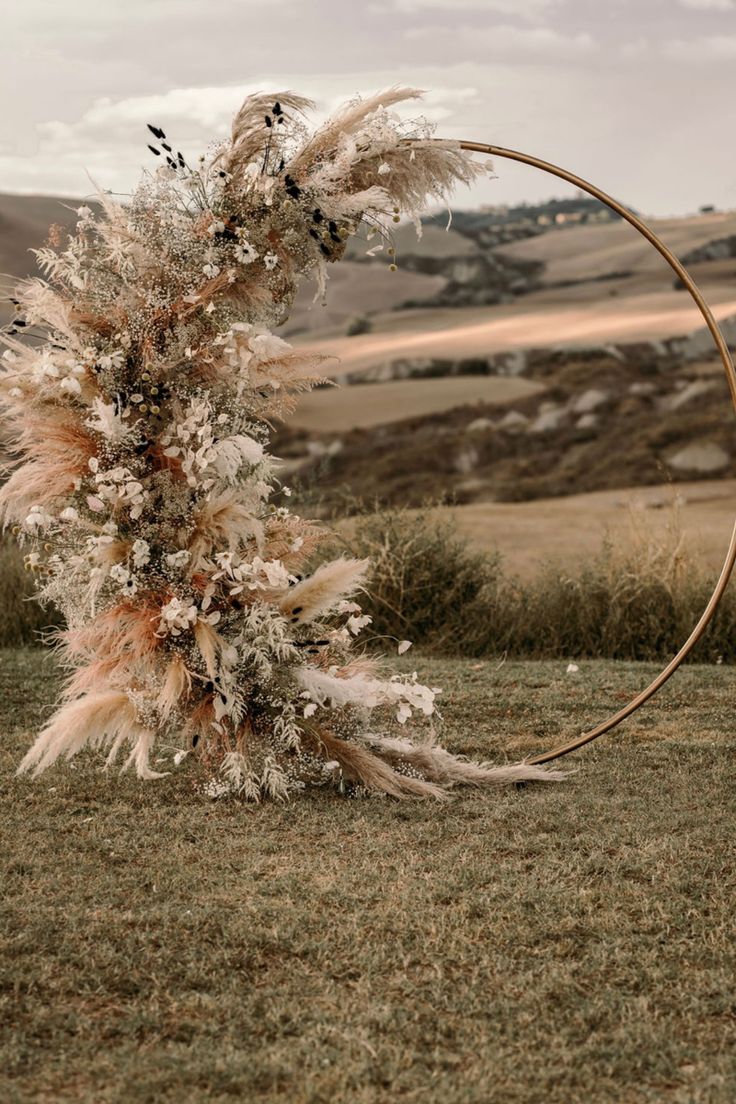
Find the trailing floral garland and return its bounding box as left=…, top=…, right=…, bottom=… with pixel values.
left=0, top=87, right=564, bottom=800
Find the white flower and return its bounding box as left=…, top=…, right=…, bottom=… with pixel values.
left=566, top=663, right=579, bottom=674
left=234, top=241, right=258, bottom=265
left=98, top=351, right=124, bottom=372
left=60, top=507, right=79, bottom=522
left=202, top=263, right=220, bottom=279
left=60, top=376, right=82, bottom=396
left=156, top=596, right=198, bottom=637
left=396, top=703, right=412, bottom=724
left=203, top=779, right=231, bottom=799
left=165, top=549, right=191, bottom=569
left=86, top=495, right=105, bottom=512
left=76, top=205, right=93, bottom=218
left=249, top=331, right=290, bottom=361
left=8, top=387, right=22, bottom=398
left=397, top=640, right=412, bottom=655
left=303, top=703, right=318, bottom=718
left=132, top=539, right=151, bottom=568
left=347, top=614, right=372, bottom=635
left=110, top=564, right=139, bottom=596
left=207, top=220, right=226, bottom=236
left=377, top=162, right=391, bottom=175
left=263, top=252, right=279, bottom=270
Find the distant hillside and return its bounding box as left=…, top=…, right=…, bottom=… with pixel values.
left=0, top=193, right=95, bottom=327
left=0, top=193, right=89, bottom=281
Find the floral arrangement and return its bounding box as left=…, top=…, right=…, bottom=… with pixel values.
left=0, top=86, right=563, bottom=800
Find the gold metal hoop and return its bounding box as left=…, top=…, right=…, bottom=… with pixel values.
left=436, top=139, right=736, bottom=764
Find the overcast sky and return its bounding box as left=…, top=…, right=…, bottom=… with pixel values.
left=2, top=0, right=735, bottom=217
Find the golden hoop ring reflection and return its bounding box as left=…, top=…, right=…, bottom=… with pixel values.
left=408, top=138, right=736, bottom=765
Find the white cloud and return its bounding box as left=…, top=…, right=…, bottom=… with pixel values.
left=381, top=0, right=558, bottom=15
left=663, top=34, right=736, bottom=60
left=2, top=51, right=735, bottom=218
left=619, top=37, right=650, bottom=59
left=406, top=23, right=598, bottom=58
left=0, top=76, right=486, bottom=198
left=678, top=0, right=734, bottom=10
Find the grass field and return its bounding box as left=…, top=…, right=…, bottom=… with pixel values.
left=2, top=648, right=735, bottom=1103
left=290, top=375, right=544, bottom=431
left=496, top=210, right=736, bottom=285
left=292, top=284, right=736, bottom=380
left=390, top=480, right=736, bottom=580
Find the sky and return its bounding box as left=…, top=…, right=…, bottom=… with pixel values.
left=1, top=0, right=735, bottom=217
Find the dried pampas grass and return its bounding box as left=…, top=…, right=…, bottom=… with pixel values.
left=16, top=690, right=163, bottom=779
left=280, top=557, right=370, bottom=623
left=4, top=82, right=567, bottom=805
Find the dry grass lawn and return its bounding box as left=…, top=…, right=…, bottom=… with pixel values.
left=2, top=648, right=735, bottom=1103
left=293, top=284, right=736, bottom=380
left=497, top=210, right=736, bottom=285
left=418, top=479, right=736, bottom=579
left=333, top=480, right=736, bottom=580
left=290, top=375, right=544, bottom=431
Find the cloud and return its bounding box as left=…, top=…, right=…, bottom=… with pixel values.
left=663, top=34, right=736, bottom=60
left=678, top=0, right=734, bottom=10
left=0, top=76, right=486, bottom=198
left=406, top=23, right=598, bottom=59
left=379, top=0, right=558, bottom=16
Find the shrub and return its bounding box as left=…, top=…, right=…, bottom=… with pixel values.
left=345, top=314, right=373, bottom=337
left=343, top=507, right=511, bottom=655
left=0, top=536, right=64, bottom=647
left=344, top=504, right=736, bottom=662
left=3, top=503, right=735, bottom=661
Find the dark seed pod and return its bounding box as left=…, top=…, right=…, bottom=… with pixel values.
left=147, top=123, right=165, bottom=139
left=313, top=209, right=323, bottom=223
left=147, top=145, right=161, bottom=156
left=192, top=733, right=200, bottom=748
left=309, top=228, right=320, bottom=240
left=264, top=115, right=272, bottom=128
left=162, top=142, right=172, bottom=152
left=273, top=101, right=282, bottom=115
left=320, top=243, right=331, bottom=256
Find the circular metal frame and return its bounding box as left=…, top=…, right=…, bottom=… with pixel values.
left=436, top=139, right=736, bottom=764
